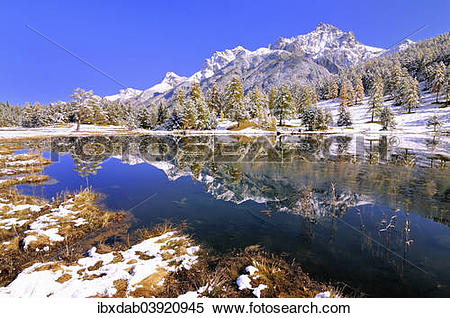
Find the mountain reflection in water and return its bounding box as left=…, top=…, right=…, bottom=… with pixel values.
left=17, top=134, right=450, bottom=297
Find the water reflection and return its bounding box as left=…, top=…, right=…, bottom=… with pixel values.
left=17, top=134, right=450, bottom=296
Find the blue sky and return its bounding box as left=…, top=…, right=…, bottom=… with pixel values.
left=1, top=0, right=449, bottom=105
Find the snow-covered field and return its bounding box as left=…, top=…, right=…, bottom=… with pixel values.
left=0, top=232, right=199, bottom=297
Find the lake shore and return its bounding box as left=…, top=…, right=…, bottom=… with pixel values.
left=0, top=142, right=337, bottom=298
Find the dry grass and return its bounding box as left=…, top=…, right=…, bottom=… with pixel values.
left=135, top=221, right=178, bottom=240
left=0, top=166, right=44, bottom=177
left=0, top=187, right=129, bottom=287
left=0, top=175, right=49, bottom=189
left=153, top=245, right=333, bottom=298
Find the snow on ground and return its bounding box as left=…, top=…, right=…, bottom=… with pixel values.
left=284, top=90, right=450, bottom=136
left=21, top=197, right=88, bottom=249
left=0, top=124, right=131, bottom=139
left=236, top=265, right=268, bottom=298
left=0, top=232, right=200, bottom=297
left=314, top=291, right=331, bottom=298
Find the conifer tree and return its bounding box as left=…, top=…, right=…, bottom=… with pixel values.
left=403, top=77, right=420, bottom=113
left=225, top=77, right=248, bottom=125
left=125, top=107, right=138, bottom=131
left=149, top=106, right=158, bottom=128
left=206, top=82, right=222, bottom=116
left=328, top=80, right=339, bottom=99
left=310, top=85, right=318, bottom=105
left=337, top=104, right=352, bottom=127
left=70, top=88, right=95, bottom=131
left=301, top=106, right=330, bottom=131
left=167, top=103, right=184, bottom=130
left=156, top=102, right=169, bottom=125
left=168, top=90, right=185, bottom=130
left=347, top=82, right=355, bottom=106
left=249, top=87, right=267, bottom=124
left=426, top=114, right=443, bottom=132
left=392, top=61, right=404, bottom=105
left=136, top=106, right=152, bottom=129
left=267, top=86, right=278, bottom=113
left=354, top=75, right=364, bottom=105
left=301, top=106, right=319, bottom=131
left=432, top=62, right=446, bottom=103
left=87, top=97, right=108, bottom=125
left=368, top=76, right=384, bottom=122
left=339, top=81, right=349, bottom=107
left=379, top=105, right=396, bottom=130
left=299, top=85, right=312, bottom=113
left=274, top=84, right=294, bottom=126
left=181, top=98, right=196, bottom=130
left=324, top=108, right=333, bottom=127
left=444, top=64, right=450, bottom=103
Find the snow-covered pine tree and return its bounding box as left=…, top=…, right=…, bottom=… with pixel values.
left=274, top=84, right=294, bottom=126
left=354, top=75, right=364, bottom=105
left=136, top=106, right=152, bottom=129
left=103, top=99, right=126, bottom=126
left=297, top=84, right=312, bottom=115
left=444, top=64, right=450, bottom=103
left=167, top=90, right=185, bottom=130
left=432, top=62, right=446, bottom=103
left=182, top=98, right=196, bottom=130
left=125, top=107, right=138, bottom=131
left=310, top=85, right=318, bottom=105
left=145, top=106, right=154, bottom=128
left=190, top=82, right=211, bottom=129
left=156, top=102, right=169, bottom=126
left=403, top=77, right=420, bottom=113
left=248, top=87, right=267, bottom=125
left=21, top=102, right=33, bottom=127
left=346, top=82, right=355, bottom=106
left=225, top=77, right=248, bottom=125
left=426, top=114, right=443, bottom=132
left=339, top=81, right=349, bottom=107
left=324, top=108, right=333, bottom=127
left=392, top=61, right=404, bottom=105
left=70, top=88, right=95, bottom=131
left=206, top=82, right=222, bottom=117
left=267, top=86, right=278, bottom=113
left=167, top=103, right=183, bottom=130
left=368, top=76, right=384, bottom=122
left=301, top=106, right=318, bottom=131
left=86, top=96, right=108, bottom=125
left=379, top=105, right=396, bottom=130
left=337, top=104, right=352, bottom=127
left=328, top=80, right=339, bottom=99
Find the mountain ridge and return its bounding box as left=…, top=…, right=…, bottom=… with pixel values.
left=105, top=23, right=409, bottom=106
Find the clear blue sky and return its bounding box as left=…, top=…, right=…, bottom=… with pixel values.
left=1, top=0, right=449, bottom=105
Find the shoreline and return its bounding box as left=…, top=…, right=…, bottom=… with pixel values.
left=0, top=124, right=447, bottom=139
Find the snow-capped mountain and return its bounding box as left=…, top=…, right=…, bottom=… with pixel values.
left=105, top=88, right=142, bottom=102
left=381, top=39, right=414, bottom=56
left=272, top=23, right=384, bottom=71
left=139, top=72, right=187, bottom=101
left=105, top=23, right=386, bottom=105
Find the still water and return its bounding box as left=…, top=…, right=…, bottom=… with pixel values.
left=17, top=134, right=450, bottom=297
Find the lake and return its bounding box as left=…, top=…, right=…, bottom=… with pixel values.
left=16, top=134, right=450, bottom=297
